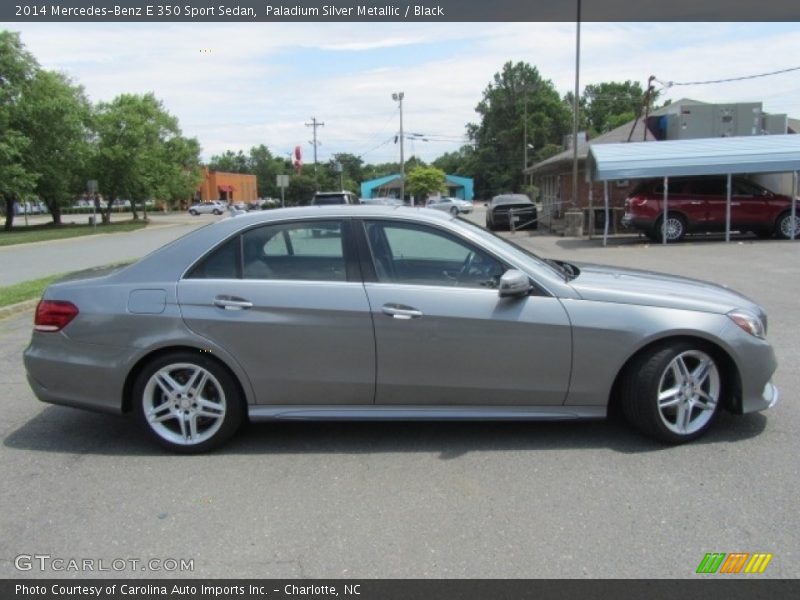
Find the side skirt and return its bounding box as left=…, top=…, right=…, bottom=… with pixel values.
left=248, top=405, right=606, bottom=422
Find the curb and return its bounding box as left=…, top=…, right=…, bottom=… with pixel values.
left=0, top=298, right=38, bottom=321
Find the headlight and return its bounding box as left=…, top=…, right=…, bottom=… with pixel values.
left=728, top=310, right=766, bottom=339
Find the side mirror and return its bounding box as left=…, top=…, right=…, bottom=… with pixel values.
left=498, top=269, right=531, bottom=298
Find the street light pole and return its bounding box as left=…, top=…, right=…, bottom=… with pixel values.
left=392, top=92, right=405, bottom=204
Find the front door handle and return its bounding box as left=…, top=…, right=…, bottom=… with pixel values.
left=382, top=303, right=423, bottom=319
left=213, top=296, right=253, bottom=310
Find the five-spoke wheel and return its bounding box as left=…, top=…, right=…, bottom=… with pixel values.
left=621, top=342, right=722, bottom=443
left=133, top=352, right=243, bottom=452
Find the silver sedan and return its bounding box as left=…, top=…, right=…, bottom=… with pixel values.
left=427, top=197, right=474, bottom=215
left=24, top=206, right=778, bottom=452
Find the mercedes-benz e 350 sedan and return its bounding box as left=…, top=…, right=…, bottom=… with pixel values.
left=24, top=206, right=778, bottom=452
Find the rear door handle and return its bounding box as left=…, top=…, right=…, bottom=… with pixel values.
left=382, top=303, right=423, bottom=319
left=213, top=296, right=253, bottom=310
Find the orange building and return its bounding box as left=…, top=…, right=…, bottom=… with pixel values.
left=196, top=168, right=258, bottom=203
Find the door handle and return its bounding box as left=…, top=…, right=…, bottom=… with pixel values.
left=213, top=296, right=253, bottom=310
left=382, top=303, right=423, bottom=319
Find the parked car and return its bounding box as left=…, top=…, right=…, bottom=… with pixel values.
left=486, top=194, right=538, bottom=231
left=310, top=191, right=360, bottom=206
left=361, top=197, right=403, bottom=207
left=427, top=196, right=474, bottom=215
left=188, top=200, right=226, bottom=215
left=622, top=176, right=800, bottom=242
left=24, top=206, right=778, bottom=452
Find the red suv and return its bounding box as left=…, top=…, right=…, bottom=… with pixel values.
left=622, top=176, right=799, bottom=242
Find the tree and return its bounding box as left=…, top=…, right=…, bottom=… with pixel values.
left=576, top=80, right=654, bottom=136
left=0, top=31, right=39, bottom=231
left=432, top=146, right=478, bottom=179
left=208, top=150, right=250, bottom=174
left=16, top=69, right=93, bottom=225
left=406, top=166, right=446, bottom=201
left=92, top=93, right=197, bottom=223
left=468, top=61, right=572, bottom=198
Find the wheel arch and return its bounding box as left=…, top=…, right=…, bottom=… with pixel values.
left=122, top=345, right=252, bottom=415
left=607, top=334, right=742, bottom=417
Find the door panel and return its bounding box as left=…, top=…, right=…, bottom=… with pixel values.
left=178, top=219, right=375, bottom=405
left=178, top=280, right=375, bottom=405
left=364, top=284, right=572, bottom=406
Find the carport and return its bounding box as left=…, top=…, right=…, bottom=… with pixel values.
left=586, top=134, right=800, bottom=246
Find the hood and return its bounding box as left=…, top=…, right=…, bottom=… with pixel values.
left=568, top=263, right=762, bottom=315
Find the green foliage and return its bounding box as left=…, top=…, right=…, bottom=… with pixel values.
left=565, top=81, right=655, bottom=137
left=468, top=61, right=572, bottom=198
left=208, top=150, right=250, bottom=174
left=0, top=31, right=39, bottom=230
left=16, top=69, right=93, bottom=223
left=93, top=93, right=200, bottom=220
left=406, top=166, right=446, bottom=200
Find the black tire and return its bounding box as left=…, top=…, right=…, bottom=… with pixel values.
left=189, top=209, right=198, bottom=216
left=213, top=209, right=222, bottom=215
left=620, top=341, right=722, bottom=444
left=774, top=211, right=800, bottom=240
left=133, top=351, right=244, bottom=453
left=653, top=213, right=687, bottom=242
left=450, top=206, right=459, bottom=216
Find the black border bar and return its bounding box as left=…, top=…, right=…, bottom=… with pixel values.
left=4, top=580, right=800, bottom=600
left=2, top=0, right=799, bottom=22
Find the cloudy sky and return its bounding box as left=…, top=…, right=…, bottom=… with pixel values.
left=3, top=22, right=800, bottom=164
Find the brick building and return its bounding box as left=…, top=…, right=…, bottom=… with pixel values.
left=196, top=168, right=258, bottom=204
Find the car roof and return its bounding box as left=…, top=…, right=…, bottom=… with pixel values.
left=492, top=194, right=532, bottom=205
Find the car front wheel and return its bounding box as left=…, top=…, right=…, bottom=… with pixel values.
left=189, top=209, right=197, bottom=216
left=133, top=352, right=244, bottom=453
left=621, top=342, right=722, bottom=444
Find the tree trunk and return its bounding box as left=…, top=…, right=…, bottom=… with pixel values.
left=45, top=199, right=62, bottom=225
left=4, top=196, right=15, bottom=231
left=102, top=195, right=113, bottom=225
left=131, top=198, right=139, bottom=220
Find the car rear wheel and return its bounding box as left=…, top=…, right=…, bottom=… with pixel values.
left=775, top=211, right=800, bottom=239
left=213, top=209, right=222, bottom=215
left=653, top=214, right=687, bottom=242
left=621, top=342, right=721, bottom=444
left=133, top=352, right=244, bottom=453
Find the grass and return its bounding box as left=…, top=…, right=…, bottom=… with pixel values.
left=0, top=274, right=63, bottom=308
left=0, top=261, right=135, bottom=308
left=0, top=219, right=148, bottom=247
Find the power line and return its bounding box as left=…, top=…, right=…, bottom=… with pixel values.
left=656, top=65, right=800, bottom=87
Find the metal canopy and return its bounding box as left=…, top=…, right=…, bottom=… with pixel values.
left=587, top=134, right=800, bottom=182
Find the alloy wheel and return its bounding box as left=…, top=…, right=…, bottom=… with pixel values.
left=656, top=350, right=720, bottom=435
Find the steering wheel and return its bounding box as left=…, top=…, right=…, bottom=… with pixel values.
left=457, top=251, right=476, bottom=284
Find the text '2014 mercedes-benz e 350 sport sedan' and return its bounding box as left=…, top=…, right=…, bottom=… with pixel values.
left=24, top=206, right=778, bottom=452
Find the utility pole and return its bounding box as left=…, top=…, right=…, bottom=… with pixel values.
left=305, top=117, right=324, bottom=190
left=571, top=0, right=581, bottom=212
left=392, top=92, right=405, bottom=204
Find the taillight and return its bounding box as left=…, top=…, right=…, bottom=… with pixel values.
left=628, top=196, right=648, bottom=207
left=34, top=300, right=79, bottom=332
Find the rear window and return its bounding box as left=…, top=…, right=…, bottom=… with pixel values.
left=313, top=195, right=347, bottom=205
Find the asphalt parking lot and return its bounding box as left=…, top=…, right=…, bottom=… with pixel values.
left=1, top=207, right=798, bottom=579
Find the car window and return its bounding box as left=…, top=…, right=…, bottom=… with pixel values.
left=186, top=236, right=241, bottom=279
left=242, top=221, right=346, bottom=281
left=734, top=179, right=767, bottom=197
left=365, top=221, right=505, bottom=289
left=688, top=178, right=726, bottom=196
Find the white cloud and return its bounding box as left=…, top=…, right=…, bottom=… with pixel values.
left=3, top=21, right=800, bottom=164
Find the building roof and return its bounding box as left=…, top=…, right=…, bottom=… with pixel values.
left=587, top=134, right=800, bottom=181
left=524, top=99, right=710, bottom=175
